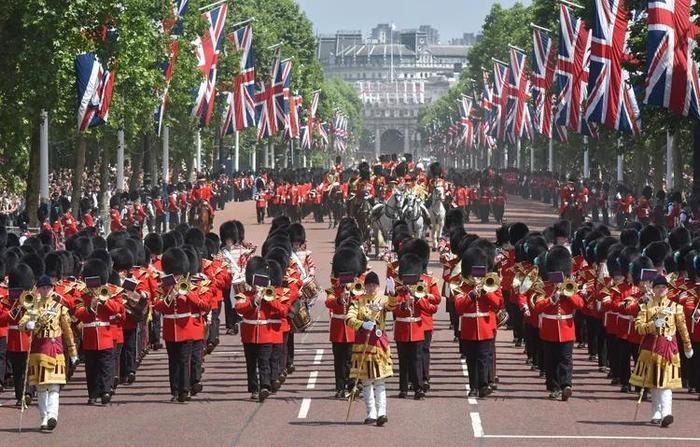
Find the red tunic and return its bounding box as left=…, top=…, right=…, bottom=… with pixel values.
left=235, top=291, right=287, bottom=344
left=534, top=284, right=584, bottom=343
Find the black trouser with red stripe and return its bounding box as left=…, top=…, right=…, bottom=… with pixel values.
left=397, top=341, right=424, bottom=393
left=542, top=341, right=573, bottom=392
left=243, top=343, right=272, bottom=392
left=462, top=339, right=491, bottom=391
left=331, top=342, right=352, bottom=392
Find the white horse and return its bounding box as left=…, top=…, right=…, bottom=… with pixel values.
left=428, top=185, right=446, bottom=251
left=370, top=189, right=405, bottom=255
left=402, top=192, right=429, bottom=240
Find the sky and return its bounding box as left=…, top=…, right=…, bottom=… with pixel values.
left=294, top=0, right=533, bottom=42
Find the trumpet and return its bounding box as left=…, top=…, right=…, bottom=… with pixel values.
left=348, top=280, right=365, bottom=297
left=175, top=278, right=192, bottom=295
left=19, top=290, right=36, bottom=311
left=261, top=286, right=277, bottom=302
left=412, top=281, right=427, bottom=299
left=482, top=273, right=501, bottom=293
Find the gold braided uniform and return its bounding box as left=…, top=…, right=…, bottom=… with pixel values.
left=630, top=294, right=691, bottom=389
left=346, top=293, right=397, bottom=380
left=20, top=294, right=77, bottom=386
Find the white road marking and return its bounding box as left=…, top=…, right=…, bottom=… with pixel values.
left=465, top=384, right=477, bottom=405
left=470, top=412, right=483, bottom=438
left=460, top=358, right=468, bottom=377
left=481, top=435, right=700, bottom=441
left=313, top=349, right=324, bottom=364
left=306, top=371, right=319, bottom=389
left=297, top=398, right=311, bottom=418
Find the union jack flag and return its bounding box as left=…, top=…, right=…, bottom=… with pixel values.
left=555, top=4, right=591, bottom=133
left=317, top=122, right=329, bottom=147
left=254, top=47, right=282, bottom=140
left=458, top=95, right=474, bottom=148
left=585, top=0, right=640, bottom=135
left=192, top=3, right=228, bottom=128
left=222, top=23, right=256, bottom=136
left=286, top=92, right=302, bottom=140
left=275, top=59, right=293, bottom=134
left=645, top=0, right=700, bottom=119
left=531, top=27, right=557, bottom=138
left=506, top=47, right=530, bottom=140
left=333, top=112, right=348, bottom=151
left=302, top=90, right=320, bottom=149
left=155, top=0, right=188, bottom=136
left=76, top=53, right=115, bottom=131
left=480, top=69, right=494, bottom=118
left=492, top=61, right=509, bottom=141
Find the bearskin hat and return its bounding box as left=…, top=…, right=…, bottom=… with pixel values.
left=674, top=245, right=696, bottom=274
left=288, top=223, right=306, bottom=244
left=60, top=196, right=70, bottom=213
left=265, top=246, right=290, bottom=272
left=182, top=246, right=201, bottom=274
left=571, top=226, right=592, bottom=257
left=267, top=259, right=284, bottom=286
left=429, top=162, right=441, bottom=179
left=595, top=236, right=619, bottom=264
left=544, top=245, right=573, bottom=277
left=162, top=232, right=178, bottom=252
left=630, top=255, right=654, bottom=285
left=398, top=252, right=422, bottom=278
left=161, top=248, right=189, bottom=276
left=81, top=258, right=109, bottom=285
left=449, top=226, right=467, bottom=255
left=204, top=238, right=218, bottom=259
left=9, top=264, right=35, bottom=290
left=394, top=162, right=407, bottom=178
left=445, top=209, right=465, bottom=234
left=359, top=162, right=371, bottom=181
left=6, top=232, right=19, bottom=248
left=668, top=226, right=691, bottom=252
left=144, top=233, right=163, bottom=256
left=644, top=241, right=670, bottom=268
left=245, top=256, right=269, bottom=286
left=508, top=222, right=529, bottom=246
left=496, top=224, right=510, bottom=247
left=460, top=247, right=489, bottom=277
left=174, top=223, right=190, bottom=236
left=684, top=250, right=699, bottom=281
left=184, top=228, right=206, bottom=250
left=642, top=185, right=653, bottom=199
left=44, top=252, right=64, bottom=279
left=233, top=220, right=246, bottom=243
left=21, top=253, right=44, bottom=278
left=88, top=249, right=113, bottom=271
left=92, top=236, right=107, bottom=251
left=552, top=220, right=571, bottom=240
left=606, top=245, right=626, bottom=278
left=469, top=238, right=496, bottom=269
left=0, top=258, right=5, bottom=280
left=336, top=226, right=362, bottom=249
left=0, top=225, right=7, bottom=249
left=110, top=248, right=134, bottom=272
left=639, top=224, right=664, bottom=249
left=399, top=238, right=430, bottom=271
left=332, top=247, right=364, bottom=278
left=619, top=229, right=639, bottom=248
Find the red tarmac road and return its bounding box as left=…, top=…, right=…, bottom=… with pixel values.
left=1, top=196, right=698, bottom=446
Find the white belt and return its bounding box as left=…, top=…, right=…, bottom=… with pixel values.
left=395, top=317, right=421, bottom=323
left=617, top=314, right=633, bottom=321
left=541, top=313, right=573, bottom=320
left=242, top=319, right=281, bottom=325
left=9, top=325, right=19, bottom=330
left=604, top=311, right=618, bottom=326
left=461, top=312, right=490, bottom=318
left=162, top=312, right=192, bottom=320
left=331, top=313, right=347, bottom=320
left=83, top=321, right=110, bottom=328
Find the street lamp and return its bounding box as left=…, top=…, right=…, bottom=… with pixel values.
left=390, top=23, right=396, bottom=82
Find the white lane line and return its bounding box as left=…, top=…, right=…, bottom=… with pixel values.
left=460, top=358, right=468, bottom=377
left=465, top=385, right=478, bottom=405
left=306, top=371, right=319, bottom=389
left=297, top=398, right=311, bottom=418
left=470, top=412, right=483, bottom=438
left=313, top=349, right=324, bottom=365
left=482, top=435, right=700, bottom=441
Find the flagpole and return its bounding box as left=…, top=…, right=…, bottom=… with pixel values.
left=117, top=128, right=125, bottom=192
left=548, top=136, right=554, bottom=172
left=583, top=135, right=590, bottom=178
left=529, top=141, right=534, bottom=172
left=667, top=130, right=674, bottom=190
left=199, top=0, right=228, bottom=11
left=290, top=138, right=295, bottom=168
left=251, top=145, right=257, bottom=171
left=230, top=17, right=255, bottom=29
left=195, top=130, right=202, bottom=176
left=39, top=110, right=49, bottom=203
left=162, top=126, right=170, bottom=184
left=616, top=138, right=624, bottom=182
left=234, top=129, right=240, bottom=172
left=516, top=138, right=521, bottom=170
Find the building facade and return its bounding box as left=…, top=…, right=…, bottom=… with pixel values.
left=317, top=26, right=471, bottom=159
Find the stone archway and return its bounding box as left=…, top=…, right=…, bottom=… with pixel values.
left=380, top=128, right=404, bottom=154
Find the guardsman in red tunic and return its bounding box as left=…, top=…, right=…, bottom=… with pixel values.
left=5, top=266, right=35, bottom=405
left=153, top=191, right=166, bottom=233
left=62, top=210, right=79, bottom=240
left=533, top=247, right=584, bottom=401
left=0, top=271, right=8, bottom=395
left=185, top=249, right=211, bottom=397
left=392, top=253, right=437, bottom=400
left=254, top=189, right=269, bottom=224
left=235, top=257, right=287, bottom=402
left=325, top=249, right=362, bottom=398
left=74, top=259, right=124, bottom=405
left=153, top=248, right=210, bottom=403
left=178, top=186, right=188, bottom=224
left=453, top=248, right=503, bottom=398
left=82, top=211, right=95, bottom=230
left=110, top=206, right=124, bottom=233
left=168, top=186, right=180, bottom=228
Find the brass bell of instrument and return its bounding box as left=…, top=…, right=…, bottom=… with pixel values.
left=349, top=280, right=366, bottom=297
left=560, top=278, right=577, bottom=297
left=413, top=281, right=427, bottom=299
left=483, top=273, right=501, bottom=293
left=96, top=285, right=111, bottom=303
left=261, top=286, right=277, bottom=302
left=20, top=290, right=36, bottom=310
left=175, top=278, right=191, bottom=295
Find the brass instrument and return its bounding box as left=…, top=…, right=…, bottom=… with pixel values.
left=349, top=280, right=366, bottom=297
left=519, top=267, right=539, bottom=294
left=412, top=281, right=427, bottom=299
left=482, top=273, right=501, bottom=293
left=19, top=290, right=36, bottom=311
left=261, top=286, right=277, bottom=302
left=560, top=278, right=577, bottom=297
left=175, top=278, right=192, bottom=295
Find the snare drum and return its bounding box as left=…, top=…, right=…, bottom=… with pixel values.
left=232, top=281, right=247, bottom=294
left=291, top=300, right=312, bottom=332
left=300, top=277, right=319, bottom=301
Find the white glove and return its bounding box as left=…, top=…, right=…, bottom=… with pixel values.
left=655, top=318, right=664, bottom=328
left=70, top=356, right=79, bottom=366
left=362, top=320, right=375, bottom=331
left=25, top=320, right=35, bottom=331
left=685, top=349, right=694, bottom=359
left=386, top=277, right=395, bottom=295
